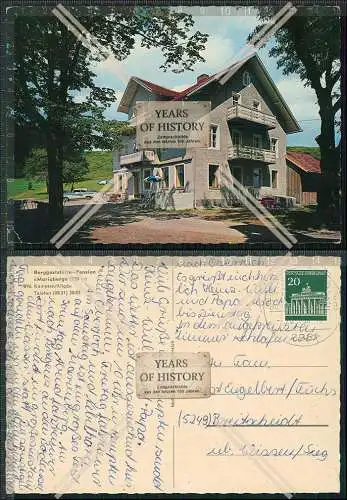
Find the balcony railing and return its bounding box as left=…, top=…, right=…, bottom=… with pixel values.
left=227, top=104, right=277, bottom=128
left=120, top=150, right=155, bottom=166
left=228, top=145, right=276, bottom=163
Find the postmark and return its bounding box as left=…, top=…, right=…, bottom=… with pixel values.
left=136, top=351, right=211, bottom=399
left=285, top=270, right=327, bottom=321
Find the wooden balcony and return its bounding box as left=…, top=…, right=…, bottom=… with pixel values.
left=120, top=150, right=155, bottom=166
left=227, top=104, right=277, bottom=129
left=228, top=145, right=276, bottom=163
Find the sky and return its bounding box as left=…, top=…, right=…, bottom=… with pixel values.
left=89, top=7, right=322, bottom=147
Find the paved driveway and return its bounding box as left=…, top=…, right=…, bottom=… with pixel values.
left=13, top=200, right=341, bottom=245
left=69, top=202, right=280, bottom=244
left=90, top=216, right=248, bottom=244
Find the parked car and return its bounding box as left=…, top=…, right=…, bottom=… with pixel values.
left=97, top=179, right=112, bottom=185
left=63, top=188, right=97, bottom=202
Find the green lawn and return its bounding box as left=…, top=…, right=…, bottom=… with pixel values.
left=8, top=150, right=113, bottom=200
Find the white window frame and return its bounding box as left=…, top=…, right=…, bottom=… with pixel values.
left=209, top=124, right=220, bottom=149
left=270, top=137, right=279, bottom=158
left=253, top=99, right=261, bottom=110
left=253, top=133, right=262, bottom=150
left=232, top=92, right=241, bottom=106
left=243, top=70, right=251, bottom=86
left=208, top=164, right=220, bottom=189
left=271, top=169, right=278, bottom=189
left=175, top=164, right=185, bottom=189
left=232, top=129, right=242, bottom=147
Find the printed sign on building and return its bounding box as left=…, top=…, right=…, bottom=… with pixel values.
left=136, top=101, right=211, bottom=149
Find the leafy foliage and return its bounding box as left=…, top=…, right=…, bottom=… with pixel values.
left=23, top=148, right=49, bottom=183
left=24, top=148, right=89, bottom=190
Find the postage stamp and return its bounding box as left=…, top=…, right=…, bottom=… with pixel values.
left=285, top=270, right=327, bottom=321
left=136, top=352, right=211, bottom=399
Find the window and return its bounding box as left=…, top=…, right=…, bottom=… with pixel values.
left=161, top=167, right=169, bottom=188
left=270, top=137, right=279, bottom=157
left=143, top=168, right=151, bottom=189
left=209, top=164, right=220, bottom=189
left=243, top=71, right=251, bottom=86
left=209, top=125, right=219, bottom=149
left=232, top=130, right=242, bottom=146
left=271, top=170, right=278, bottom=189
left=253, top=167, right=262, bottom=188
left=119, top=175, right=123, bottom=191
left=232, top=93, right=240, bottom=106
left=231, top=166, right=243, bottom=184
left=175, top=164, right=185, bottom=188
left=253, top=134, right=262, bottom=149
left=253, top=99, right=260, bottom=110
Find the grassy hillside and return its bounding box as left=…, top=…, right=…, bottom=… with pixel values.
left=85, top=151, right=113, bottom=178
left=8, top=150, right=113, bottom=200
left=287, top=146, right=321, bottom=160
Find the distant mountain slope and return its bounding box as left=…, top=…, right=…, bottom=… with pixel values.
left=287, top=146, right=320, bottom=160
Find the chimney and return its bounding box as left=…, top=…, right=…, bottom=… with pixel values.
left=196, top=73, right=209, bottom=84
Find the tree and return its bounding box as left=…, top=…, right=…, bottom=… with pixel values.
left=96, top=119, right=136, bottom=152
left=251, top=5, right=340, bottom=219
left=23, top=148, right=49, bottom=191
left=24, top=148, right=89, bottom=192
left=62, top=157, right=89, bottom=191
left=13, top=6, right=208, bottom=226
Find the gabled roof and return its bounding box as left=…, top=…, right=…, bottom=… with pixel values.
left=286, top=152, right=321, bottom=173
left=172, top=74, right=216, bottom=100
left=173, top=53, right=252, bottom=100
left=135, top=77, right=179, bottom=98
left=117, top=76, right=179, bottom=113
left=117, top=53, right=302, bottom=133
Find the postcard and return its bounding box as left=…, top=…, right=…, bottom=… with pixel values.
left=6, top=255, right=341, bottom=494
left=6, top=4, right=342, bottom=249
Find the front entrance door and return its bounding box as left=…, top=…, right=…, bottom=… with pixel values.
left=230, top=166, right=243, bottom=184
left=133, top=171, right=140, bottom=197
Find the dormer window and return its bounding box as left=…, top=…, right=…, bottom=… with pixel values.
left=243, top=71, right=251, bottom=86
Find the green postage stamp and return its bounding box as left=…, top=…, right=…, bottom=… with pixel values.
left=285, top=270, right=328, bottom=321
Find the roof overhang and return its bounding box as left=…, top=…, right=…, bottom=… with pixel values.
left=117, top=77, right=153, bottom=114
left=249, top=56, right=302, bottom=134
left=286, top=155, right=321, bottom=174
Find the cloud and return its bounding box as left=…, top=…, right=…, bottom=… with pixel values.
left=195, top=35, right=235, bottom=72
left=276, top=77, right=321, bottom=146
left=276, top=77, right=319, bottom=122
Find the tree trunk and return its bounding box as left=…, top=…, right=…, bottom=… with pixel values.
left=47, top=133, right=64, bottom=227
left=315, top=90, right=340, bottom=223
